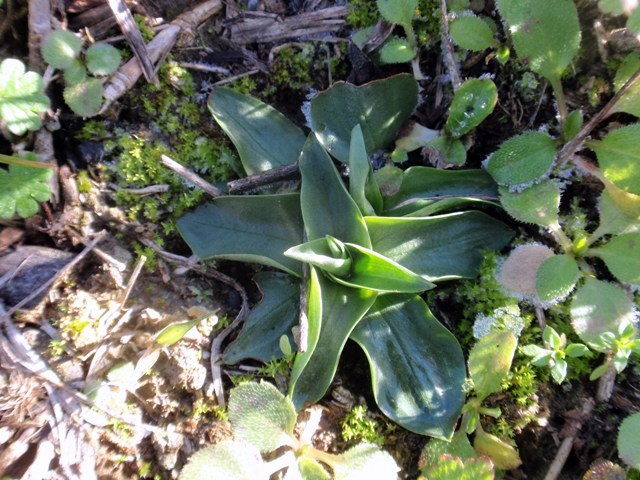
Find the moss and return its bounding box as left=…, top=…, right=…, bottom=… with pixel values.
left=340, top=405, right=386, bottom=446
left=346, top=0, right=380, bottom=28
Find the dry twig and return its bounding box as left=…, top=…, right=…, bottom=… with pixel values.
left=160, top=154, right=224, bottom=197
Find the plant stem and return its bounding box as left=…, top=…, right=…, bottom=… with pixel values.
left=438, top=0, right=461, bottom=90
left=403, top=24, right=425, bottom=81
left=548, top=222, right=574, bottom=253
left=550, top=77, right=568, bottom=128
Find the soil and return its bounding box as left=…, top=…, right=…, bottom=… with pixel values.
left=1, top=0, right=639, bottom=479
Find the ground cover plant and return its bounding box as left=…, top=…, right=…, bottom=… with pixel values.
left=1, top=0, right=640, bottom=478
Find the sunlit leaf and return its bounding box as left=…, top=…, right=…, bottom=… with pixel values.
left=376, top=0, right=418, bottom=26
left=378, top=38, right=415, bottom=63
left=445, top=78, right=498, bottom=138
left=473, top=428, right=521, bottom=470
left=155, top=319, right=201, bottom=346
left=535, top=254, right=581, bottom=303
left=468, top=330, right=518, bottom=399
left=41, top=29, right=82, bottom=69
left=332, top=443, right=400, bottom=480
left=0, top=154, right=52, bottom=219
left=63, top=77, right=103, bottom=117
left=450, top=15, right=497, bottom=51
left=351, top=294, right=466, bottom=438
left=86, top=43, right=121, bottom=76
left=593, top=124, right=640, bottom=195
left=589, top=232, right=640, bottom=285
left=499, top=179, right=560, bottom=227
left=618, top=413, right=640, bottom=469
left=208, top=88, right=306, bottom=175
left=176, top=193, right=304, bottom=276
left=349, top=124, right=383, bottom=216
left=424, top=454, right=494, bottom=480
left=178, top=441, right=268, bottom=480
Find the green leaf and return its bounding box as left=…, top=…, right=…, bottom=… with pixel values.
left=376, top=0, right=418, bottom=26
left=310, top=74, right=418, bottom=162
left=349, top=124, right=383, bottom=216
left=535, top=254, right=581, bottom=303
left=485, top=131, right=557, bottom=187
left=468, top=330, right=518, bottom=399
left=41, top=30, right=82, bottom=69
left=395, top=122, right=440, bottom=152
left=332, top=443, right=400, bottom=480
left=498, top=244, right=555, bottom=299
left=155, top=319, right=201, bottom=346
left=208, top=88, right=306, bottom=175
left=450, top=14, right=497, bottom=51
left=593, top=124, right=640, bottom=195
left=570, top=278, right=635, bottom=347
left=0, top=59, right=50, bottom=136
left=498, top=179, right=560, bottom=227
left=366, top=212, right=513, bottom=281
left=178, top=441, right=268, bottom=480
left=550, top=359, right=568, bottom=383
left=351, top=294, right=466, bottom=438
left=589, top=363, right=609, bottom=381
left=420, top=432, right=476, bottom=473
left=228, top=381, right=296, bottom=452
left=598, top=0, right=624, bottom=15
left=597, top=189, right=640, bottom=236
left=497, top=0, right=581, bottom=83
left=563, top=110, right=583, bottom=141
left=63, top=77, right=103, bottom=117
left=425, top=137, right=467, bottom=166
left=618, top=413, right=640, bottom=469
left=589, top=233, right=640, bottom=285
left=289, top=268, right=377, bottom=409
left=0, top=157, right=52, bottom=219
left=564, top=343, right=590, bottom=358
left=63, top=59, right=87, bottom=84
left=299, top=135, right=371, bottom=247
left=473, top=428, right=521, bottom=470
left=382, top=167, right=500, bottom=216
left=176, top=193, right=304, bottom=276
left=378, top=38, right=415, bottom=63
left=521, top=344, right=548, bottom=358
left=445, top=78, right=498, bottom=138
left=629, top=7, right=640, bottom=34
left=285, top=236, right=353, bottom=277
left=86, top=43, right=121, bottom=76
left=423, top=454, right=494, bottom=480
left=223, top=272, right=299, bottom=364
left=294, top=457, right=331, bottom=480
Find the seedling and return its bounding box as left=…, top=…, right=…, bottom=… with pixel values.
left=0, top=152, right=53, bottom=218
left=179, top=382, right=399, bottom=480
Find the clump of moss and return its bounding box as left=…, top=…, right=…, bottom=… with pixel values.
left=341, top=405, right=385, bottom=445
left=346, top=0, right=380, bottom=28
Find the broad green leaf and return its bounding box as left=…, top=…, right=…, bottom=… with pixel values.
left=292, top=457, right=330, bottom=480
left=176, top=193, right=304, bottom=276
left=550, top=359, right=568, bottom=383
left=351, top=295, right=466, bottom=438
left=178, top=441, right=268, bottom=480
left=155, top=319, right=201, bottom=346
left=498, top=179, right=560, bottom=227
left=228, top=382, right=296, bottom=452
left=630, top=7, right=640, bottom=34
left=445, top=78, right=498, bottom=138
left=450, top=15, right=497, bottom=51
left=0, top=59, right=50, bottom=135
left=618, top=413, right=640, bottom=469
left=0, top=158, right=52, bottom=219
left=331, top=242, right=436, bottom=293
left=289, top=268, right=377, bottom=409
left=208, top=88, right=306, bottom=175
left=589, top=233, right=640, bottom=285
left=395, top=122, right=440, bottom=152
left=378, top=38, right=415, bottom=63
left=563, top=110, right=583, bottom=141
left=366, top=212, right=513, bottom=281
left=425, top=137, right=467, bottom=166
left=473, top=428, right=521, bottom=470
left=376, top=0, right=418, bottom=26
left=564, top=343, right=590, bottom=358
left=63, top=59, right=87, bottom=84
left=285, top=236, right=353, bottom=277
left=86, top=43, right=121, bottom=76
left=597, top=189, right=640, bottom=236
left=310, top=74, right=418, bottom=162
left=570, top=278, right=635, bottom=347
left=535, top=254, right=581, bottom=302
left=468, top=330, right=518, bottom=399
left=424, top=454, right=494, bottom=480
left=485, top=131, right=557, bottom=187
left=223, top=272, right=299, bottom=364
left=499, top=244, right=555, bottom=299
left=382, top=167, right=499, bottom=216
left=299, top=135, right=371, bottom=247
left=612, top=52, right=640, bottom=117
left=332, top=443, right=400, bottom=480
left=349, top=124, right=383, bottom=216
left=420, top=432, right=476, bottom=473
left=593, top=124, right=640, bottom=195
left=497, top=0, right=580, bottom=83
left=41, top=30, right=82, bottom=69
left=63, top=77, right=103, bottom=117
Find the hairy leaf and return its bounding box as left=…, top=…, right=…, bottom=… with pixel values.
left=589, top=233, right=640, bottom=285
left=611, top=52, right=640, bottom=118
left=450, top=15, right=497, bottom=51
left=0, top=59, right=50, bottom=135
left=208, top=88, right=306, bottom=175
left=593, top=124, right=640, bottom=195
left=223, top=272, right=299, bottom=364
left=228, top=382, right=296, bottom=452
left=499, top=179, right=560, bottom=227
left=63, top=77, right=103, bottom=117
left=176, top=193, right=304, bottom=276
left=425, top=137, right=467, bottom=166
left=178, top=441, right=267, bottom=480
left=468, top=330, right=517, bottom=399
left=86, top=43, right=121, bottom=76
left=535, top=254, right=581, bottom=303
left=310, top=74, right=418, bottom=162
left=445, top=78, right=498, bottom=138
left=41, top=29, right=82, bottom=69
left=424, top=454, right=494, bottom=480
left=332, top=443, right=400, bottom=480
left=376, top=0, right=418, bottom=26
left=618, top=412, right=640, bottom=469
left=351, top=294, right=466, bottom=438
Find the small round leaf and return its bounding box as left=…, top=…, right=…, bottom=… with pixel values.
left=498, top=179, right=560, bottom=227
left=535, top=254, right=580, bottom=303
left=450, top=15, right=497, bottom=51
left=563, top=110, right=583, bottom=141
left=618, top=413, right=640, bottom=469
left=486, top=131, right=557, bottom=187
left=376, top=0, right=418, bottom=26
left=611, top=52, right=640, bottom=118
left=445, top=78, right=498, bottom=138
left=594, top=124, right=640, bottom=195
left=63, top=77, right=103, bottom=117
left=41, top=30, right=82, bottom=70
left=426, top=137, right=467, bottom=165
left=498, top=244, right=555, bottom=300
left=590, top=232, right=640, bottom=285
left=86, top=43, right=121, bottom=76
left=63, top=59, right=87, bottom=84
left=378, top=38, right=415, bottom=63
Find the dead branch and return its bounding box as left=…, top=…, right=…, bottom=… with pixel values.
left=227, top=162, right=299, bottom=194
left=160, top=154, right=224, bottom=197
left=439, top=0, right=461, bottom=90
left=226, top=6, right=349, bottom=45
